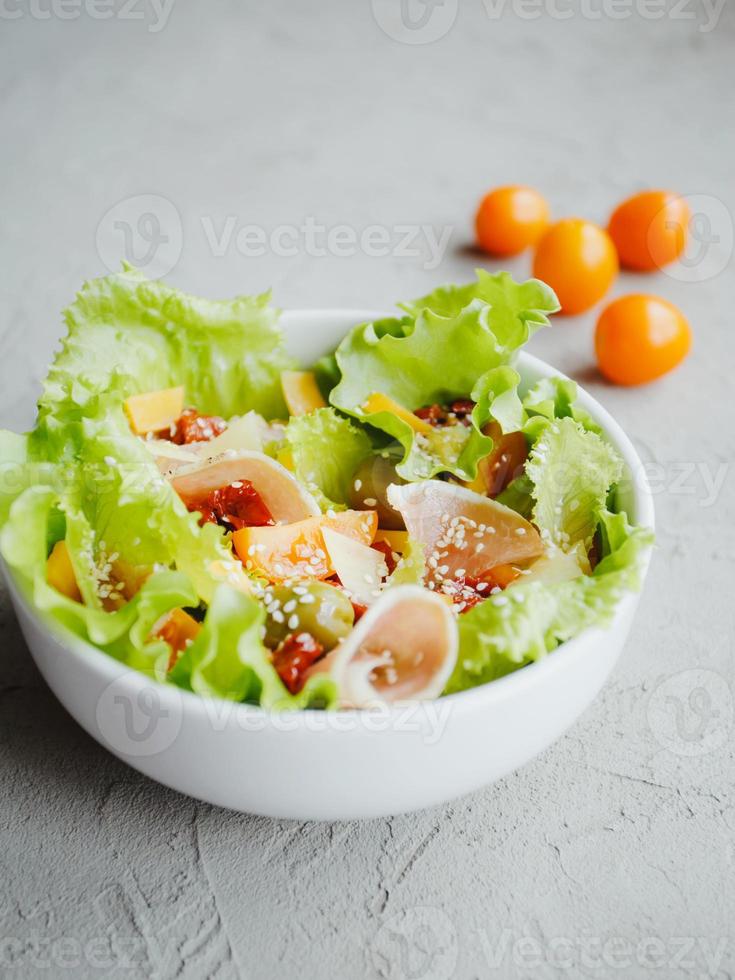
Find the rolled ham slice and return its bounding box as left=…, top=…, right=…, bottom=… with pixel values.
left=170, top=451, right=320, bottom=524
left=309, top=585, right=458, bottom=707
left=387, top=479, right=543, bottom=583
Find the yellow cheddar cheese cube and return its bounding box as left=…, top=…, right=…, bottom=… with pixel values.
left=124, top=386, right=184, bottom=435
left=375, top=529, right=410, bottom=553
left=154, top=608, right=202, bottom=671
left=281, top=371, right=327, bottom=417
left=361, top=393, right=432, bottom=435
left=46, top=540, right=82, bottom=603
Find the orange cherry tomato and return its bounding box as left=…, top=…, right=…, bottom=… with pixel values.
left=475, top=186, right=550, bottom=257
left=595, top=294, right=691, bottom=386
left=608, top=190, right=689, bottom=271
left=532, top=218, right=618, bottom=315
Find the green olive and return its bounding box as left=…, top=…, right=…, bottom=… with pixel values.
left=348, top=455, right=406, bottom=530
left=263, top=581, right=354, bottom=651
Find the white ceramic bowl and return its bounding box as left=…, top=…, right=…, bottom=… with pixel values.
left=4, top=309, right=654, bottom=821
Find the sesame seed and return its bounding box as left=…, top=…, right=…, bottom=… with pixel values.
left=354, top=479, right=362, bottom=491
left=515, top=527, right=527, bottom=536
left=287, top=614, right=299, bottom=630
left=364, top=497, right=377, bottom=506
left=283, top=599, right=297, bottom=613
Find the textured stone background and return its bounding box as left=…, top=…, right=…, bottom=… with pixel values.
left=1, top=2, right=734, bottom=978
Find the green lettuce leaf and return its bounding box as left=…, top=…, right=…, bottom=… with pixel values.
left=526, top=417, right=623, bottom=552
left=284, top=408, right=372, bottom=510
left=38, top=265, right=291, bottom=437
left=495, top=379, right=605, bottom=518
left=329, top=305, right=500, bottom=480
left=522, top=377, right=601, bottom=437
left=329, top=273, right=558, bottom=482
left=1, top=484, right=198, bottom=674
left=401, top=270, right=560, bottom=352
left=56, top=390, right=231, bottom=605
left=445, top=509, right=653, bottom=694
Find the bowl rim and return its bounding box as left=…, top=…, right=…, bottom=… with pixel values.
left=5, top=307, right=655, bottom=726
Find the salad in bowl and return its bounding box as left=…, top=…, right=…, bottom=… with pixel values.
left=0, top=267, right=653, bottom=715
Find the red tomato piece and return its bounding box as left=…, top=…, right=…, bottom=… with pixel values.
left=187, top=480, right=275, bottom=531
left=168, top=408, right=227, bottom=444
left=272, top=632, right=324, bottom=694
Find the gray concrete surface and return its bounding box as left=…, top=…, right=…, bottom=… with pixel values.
left=1, top=2, right=734, bottom=978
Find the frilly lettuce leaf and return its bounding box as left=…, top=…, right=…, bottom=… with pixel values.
left=38, top=264, right=292, bottom=434
left=496, top=378, right=605, bottom=518
left=445, top=509, right=653, bottom=693
left=526, top=417, right=623, bottom=552
left=471, top=365, right=525, bottom=434
left=401, top=270, right=559, bottom=350
left=330, top=298, right=536, bottom=481
left=522, top=376, right=601, bottom=439
left=283, top=407, right=372, bottom=510
left=54, top=389, right=231, bottom=605
left=1, top=484, right=197, bottom=676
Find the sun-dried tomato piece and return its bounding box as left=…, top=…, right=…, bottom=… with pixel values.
left=371, top=538, right=398, bottom=575
left=442, top=575, right=494, bottom=612
left=272, top=632, right=324, bottom=694
left=350, top=600, right=368, bottom=623
left=414, top=404, right=449, bottom=426
left=168, top=408, right=227, bottom=444
left=187, top=480, right=275, bottom=531
left=443, top=564, right=521, bottom=613
left=414, top=399, right=476, bottom=428
left=448, top=399, right=475, bottom=425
